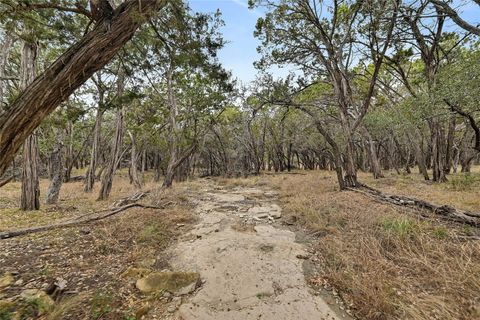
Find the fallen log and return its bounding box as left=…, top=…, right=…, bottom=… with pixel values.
left=0, top=203, right=163, bottom=240
left=348, top=184, right=480, bottom=227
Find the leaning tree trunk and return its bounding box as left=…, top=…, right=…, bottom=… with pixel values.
left=0, top=0, right=166, bottom=177
left=84, top=92, right=105, bottom=192
left=20, top=39, right=40, bottom=211
left=45, top=137, right=63, bottom=204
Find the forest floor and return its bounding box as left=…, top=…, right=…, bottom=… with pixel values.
left=1, top=168, right=479, bottom=319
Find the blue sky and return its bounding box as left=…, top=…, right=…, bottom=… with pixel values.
left=189, top=0, right=480, bottom=84
left=189, top=0, right=266, bottom=84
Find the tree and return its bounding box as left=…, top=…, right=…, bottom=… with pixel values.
left=0, top=0, right=167, bottom=176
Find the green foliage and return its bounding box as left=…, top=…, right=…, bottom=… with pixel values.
left=448, top=174, right=479, bottom=191
left=381, top=218, right=420, bottom=238
left=90, top=291, right=114, bottom=320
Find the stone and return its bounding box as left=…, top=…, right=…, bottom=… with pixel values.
left=135, top=303, right=151, bottom=319
left=14, top=279, right=24, bottom=286
left=167, top=305, right=177, bottom=313
left=270, top=211, right=282, bottom=219
left=121, top=267, right=152, bottom=280
left=172, top=296, right=182, bottom=307
left=0, top=273, right=14, bottom=288
left=136, top=271, right=201, bottom=294
left=20, top=289, right=55, bottom=315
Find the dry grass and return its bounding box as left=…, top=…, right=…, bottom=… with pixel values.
left=259, top=170, right=480, bottom=320
left=359, top=166, right=480, bottom=212
left=0, top=172, right=198, bottom=319
left=0, top=169, right=159, bottom=231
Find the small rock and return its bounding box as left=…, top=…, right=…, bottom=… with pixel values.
left=14, top=279, right=24, bottom=286
left=136, top=271, right=200, bottom=295
left=172, top=296, right=182, bottom=307
left=0, top=273, right=14, bottom=288
left=20, top=289, right=54, bottom=315
left=167, top=305, right=176, bottom=313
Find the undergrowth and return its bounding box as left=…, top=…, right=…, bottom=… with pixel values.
left=261, top=170, right=480, bottom=320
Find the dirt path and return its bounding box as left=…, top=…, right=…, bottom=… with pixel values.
left=166, top=181, right=349, bottom=320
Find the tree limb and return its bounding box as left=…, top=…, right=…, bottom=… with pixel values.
left=0, top=203, right=165, bottom=240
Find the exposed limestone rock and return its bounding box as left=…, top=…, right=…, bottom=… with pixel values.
left=136, top=271, right=200, bottom=294
left=0, top=273, right=14, bottom=288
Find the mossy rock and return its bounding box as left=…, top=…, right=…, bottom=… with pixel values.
left=0, top=273, right=14, bottom=289
left=136, top=272, right=200, bottom=294
left=121, top=267, right=152, bottom=280
left=0, top=300, right=16, bottom=319
left=19, top=289, right=55, bottom=315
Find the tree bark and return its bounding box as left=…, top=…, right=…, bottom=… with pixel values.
left=409, top=131, right=430, bottom=180
left=45, top=136, right=63, bottom=204
left=0, top=34, right=15, bottom=108
left=98, top=69, right=125, bottom=200
left=163, top=68, right=178, bottom=188
left=362, top=126, right=384, bottom=179
left=84, top=89, right=105, bottom=192
left=128, top=130, right=142, bottom=189
left=20, top=39, right=40, bottom=211
left=444, top=115, right=456, bottom=174
left=0, top=0, right=167, bottom=176
left=21, top=134, right=40, bottom=211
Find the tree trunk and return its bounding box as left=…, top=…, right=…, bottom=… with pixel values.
left=128, top=130, right=142, bottom=189
left=21, top=134, right=40, bottom=211
left=45, top=137, right=63, bottom=204
left=0, top=34, right=15, bottom=108
left=97, top=69, right=125, bottom=200
left=84, top=91, right=104, bottom=192
left=362, top=127, right=384, bottom=179
left=20, top=39, right=40, bottom=211
left=163, top=68, right=178, bottom=188
left=444, top=115, right=456, bottom=174
left=431, top=121, right=447, bottom=182
left=410, top=131, right=429, bottom=180
left=0, top=0, right=166, bottom=176
left=64, top=121, right=74, bottom=182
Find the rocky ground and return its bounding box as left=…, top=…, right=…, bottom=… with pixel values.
left=0, top=179, right=352, bottom=319
left=163, top=181, right=352, bottom=320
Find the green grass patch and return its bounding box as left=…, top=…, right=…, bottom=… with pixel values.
left=381, top=217, right=421, bottom=238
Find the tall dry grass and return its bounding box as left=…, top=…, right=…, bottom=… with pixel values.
left=260, top=171, right=480, bottom=320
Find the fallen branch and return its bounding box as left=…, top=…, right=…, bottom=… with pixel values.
left=0, top=203, right=163, bottom=240
left=348, top=184, right=480, bottom=227
left=112, top=190, right=150, bottom=207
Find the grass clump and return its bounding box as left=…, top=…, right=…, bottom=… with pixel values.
left=137, top=222, right=169, bottom=245
left=448, top=174, right=479, bottom=191
left=90, top=291, right=114, bottom=320
left=381, top=217, right=420, bottom=238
